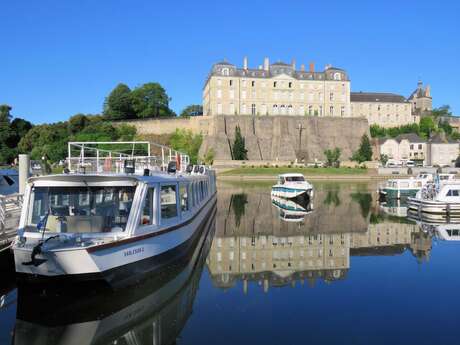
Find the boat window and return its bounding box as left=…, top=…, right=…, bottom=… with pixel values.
left=26, top=186, right=135, bottom=233
left=3, top=175, right=16, bottom=186
left=140, top=188, right=154, bottom=225
left=161, top=185, right=178, bottom=219
left=188, top=183, right=194, bottom=208
left=285, top=176, right=305, bottom=182
left=400, top=182, right=409, bottom=188
left=180, top=183, right=189, bottom=212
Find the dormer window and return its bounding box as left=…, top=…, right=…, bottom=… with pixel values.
left=222, top=68, right=229, bottom=76
left=333, top=72, right=341, bottom=81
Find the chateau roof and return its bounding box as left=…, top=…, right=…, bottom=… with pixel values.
left=351, top=92, right=408, bottom=103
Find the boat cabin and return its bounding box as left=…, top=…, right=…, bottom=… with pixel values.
left=277, top=174, right=305, bottom=185
left=20, top=171, right=216, bottom=240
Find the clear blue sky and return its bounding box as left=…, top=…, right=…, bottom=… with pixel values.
left=1, top=0, right=459, bottom=123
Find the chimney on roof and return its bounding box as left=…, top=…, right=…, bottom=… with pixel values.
left=243, top=56, right=248, bottom=70
left=263, top=57, right=269, bottom=71
left=291, top=59, right=296, bottom=70
left=300, top=64, right=305, bottom=71
left=309, top=62, right=315, bottom=72
left=425, top=84, right=431, bottom=97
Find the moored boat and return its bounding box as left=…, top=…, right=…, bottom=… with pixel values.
left=11, top=141, right=217, bottom=287
left=271, top=173, right=314, bottom=201
left=408, top=180, right=460, bottom=220
left=378, top=173, right=433, bottom=200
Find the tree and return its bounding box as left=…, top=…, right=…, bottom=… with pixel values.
left=0, top=105, right=18, bottom=164
left=103, top=83, right=134, bottom=120
left=380, top=154, right=389, bottom=166
left=419, top=116, right=437, bottom=138
left=130, top=83, right=173, bottom=118
left=202, top=148, right=215, bottom=165
left=232, top=125, right=248, bottom=160
left=370, top=124, right=386, bottom=138
left=169, top=129, right=203, bottom=164
left=438, top=119, right=453, bottom=135
left=351, top=134, right=373, bottom=163
left=324, top=147, right=341, bottom=167
left=432, top=105, right=452, bottom=118
left=68, top=114, right=89, bottom=134
left=180, top=104, right=203, bottom=117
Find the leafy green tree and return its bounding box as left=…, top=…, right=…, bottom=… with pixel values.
left=351, top=134, right=373, bottom=163
left=0, top=105, right=32, bottom=163
left=380, top=154, right=389, bottom=166
left=232, top=125, right=248, bottom=160
left=202, top=148, right=215, bottom=165
left=130, top=83, right=173, bottom=118
left=169, top=129, right=203, bottom=164
left=370, top=124, right=386, bottom=138
left=419, top=116, right=437, bottom=138
left=324, top=147, right=341, bottom=167
left=180, top=104, right=203, bottom=117
left=231, top=193, right=248, bottom=228
left=438, top=119, right=453, bottom=135
left=68, top=114, right=90, bottom=134
left=431, top=105, right=452, bottom=118
left=103, top=83, right=134, bottom=120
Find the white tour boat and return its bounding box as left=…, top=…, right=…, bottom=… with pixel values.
left=271, top=173, right=314, bottom=201
left=11, top=141, right=217, bottom=286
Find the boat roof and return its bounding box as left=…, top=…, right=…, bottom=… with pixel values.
left=278, top=173, right=304, bottom=178
left=27, top=172, right=208, bottom=185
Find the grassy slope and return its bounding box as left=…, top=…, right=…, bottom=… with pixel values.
left=219, top=167, right=368, bottom=176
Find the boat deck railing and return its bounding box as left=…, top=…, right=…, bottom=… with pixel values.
left=0, top=193, right=22, bottom=240
left=67, top=141, right=190, bottom=175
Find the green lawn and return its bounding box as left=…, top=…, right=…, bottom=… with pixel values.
left=219, top=166, right=368, bottom=176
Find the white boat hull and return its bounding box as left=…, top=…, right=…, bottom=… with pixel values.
left=13, top=195, right=217, bottom=285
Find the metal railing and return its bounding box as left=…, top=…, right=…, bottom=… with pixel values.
left=0, top=193, right=22, bottom=246
left=67, top=141, right=190, bottom=174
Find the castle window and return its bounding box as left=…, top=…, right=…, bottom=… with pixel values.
left=329, top=106, right=334, bottom=115
left=288, top=82, right=292, bottom=88
left=329, top=92, right=334, bottom=101
left=251, top=104, right=256, bottom=115
left=288, top=105, right=293, bottom=115
left=341, top=106, right=345, bottom=117
left=308, top=105, right=312, bottom=115
left=378, top=105, right=381, bottom=111
left=251, top=81, right=255, bottom=87
left=273, top=104, right=278, bottom=114
left=229, top=80, right=233, bottom=86
left=319, top=105, right=323, bottom=116
left=273, top=81, right=277, bottom=88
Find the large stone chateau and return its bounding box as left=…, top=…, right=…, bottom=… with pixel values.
left=203, top=57, right=431, bottom=128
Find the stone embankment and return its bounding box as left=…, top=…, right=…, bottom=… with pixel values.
left=121, top=115, right=369, bottom=161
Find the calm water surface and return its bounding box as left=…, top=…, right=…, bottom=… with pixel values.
left=1, top=181, right=460, bottom=345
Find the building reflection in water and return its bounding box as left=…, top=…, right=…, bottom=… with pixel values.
left=208, top=184, right=432, bottom=292
left=13, top=207, right=217, bottom=345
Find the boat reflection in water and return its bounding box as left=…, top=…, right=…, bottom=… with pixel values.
left=209, top=183, right=432, bottom=291
left=271, top=195, right=313, bottom=223
left=13, top=206, right=216, bottom=345
left=416, top=220, right=460, bottom=241
left=379, top=198, right=408, bottom=218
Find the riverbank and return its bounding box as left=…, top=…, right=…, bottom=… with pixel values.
left=217, top=167, right=388, bottom=181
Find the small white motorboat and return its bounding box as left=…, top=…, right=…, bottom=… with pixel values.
left=408, top=180, right=460, bottom=220
left=271, top=173, right=314, bottom=201
left=378, top=173, right=434, bottom=200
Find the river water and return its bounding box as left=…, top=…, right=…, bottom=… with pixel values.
left=1, top=181, right=460, bottom=344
